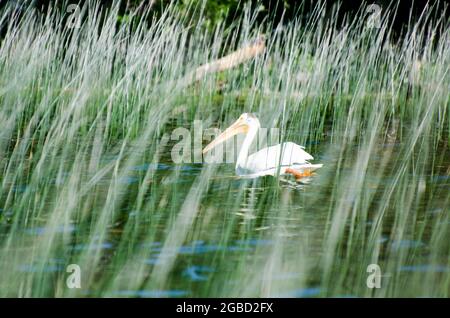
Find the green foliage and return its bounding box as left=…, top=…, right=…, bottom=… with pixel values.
left=0, top=2, right=448, bottom=297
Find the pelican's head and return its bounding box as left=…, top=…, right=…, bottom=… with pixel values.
left=202, top=113, right=260, bottom=154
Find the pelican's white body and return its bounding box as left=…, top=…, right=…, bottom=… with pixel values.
left=237, top=142, right=323, bottom=178
left=234, top=116, right=322, bottom=178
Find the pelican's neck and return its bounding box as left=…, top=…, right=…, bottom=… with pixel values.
left=236, top=121, right=259, bottom=171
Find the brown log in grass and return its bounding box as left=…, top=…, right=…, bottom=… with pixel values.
left=179, top=35, right=266, bottom=88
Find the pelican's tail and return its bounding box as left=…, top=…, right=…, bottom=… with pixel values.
left=283, top=163, right=323, bottom=181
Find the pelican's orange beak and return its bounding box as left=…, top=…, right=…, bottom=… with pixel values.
left=203, top=117, right=249, bottom=154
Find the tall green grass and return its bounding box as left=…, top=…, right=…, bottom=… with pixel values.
left=0, top=2, right=448, bottom=297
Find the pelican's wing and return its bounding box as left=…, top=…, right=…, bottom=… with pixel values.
left=245, top=142, right=314, bottom=173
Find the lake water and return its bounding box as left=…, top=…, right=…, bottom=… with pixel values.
left=1, top=120, right=449, bottom=297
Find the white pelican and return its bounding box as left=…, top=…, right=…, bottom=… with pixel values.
left=203, top=113, right=323, bottom=181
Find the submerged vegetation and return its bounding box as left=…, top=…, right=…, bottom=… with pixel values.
left=0, top=2, right=448, bottom=297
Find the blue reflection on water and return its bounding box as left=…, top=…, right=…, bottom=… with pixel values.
left=18, top=264, right=64, bottom=273
left=11, top=185, right=30, bottom=193
left=131, top=163, right=170, bottom=171
left=391, top=240, right=425, bottom=250
left=430, top=175, right=450, bottom=182
left=234, top=239, right=272, bottom=246
left=25, top=224, right=76, bottom=236
left=183, top=265, right=214, bottom=281
left=111, top=290, right=188, bottom=297
left=276, top=287, right=322, bottom=298
left=399, top=265, right=450, bottom=273
left=73, top=242, right=113, bottom=250
left=118, top=176, right=139, bottom=184
left=143, top=239, right=271, bottom=266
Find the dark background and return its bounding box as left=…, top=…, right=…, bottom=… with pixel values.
left=1, top=0, right=449, bottom=36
